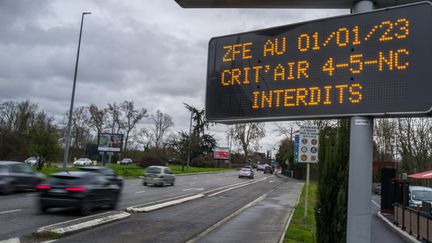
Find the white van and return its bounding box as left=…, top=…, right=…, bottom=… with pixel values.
left=409, top=186, right=432, bottom=207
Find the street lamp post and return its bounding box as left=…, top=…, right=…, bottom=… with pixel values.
left=63, top=12, right=91, bottom=171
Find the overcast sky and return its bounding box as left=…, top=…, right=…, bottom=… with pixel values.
left=0, top=1, right=349, bottom=153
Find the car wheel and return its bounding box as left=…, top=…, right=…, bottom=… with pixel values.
left=238, top=176, right=241, bottom=179
left=161, top=181, right=166, bottom=187
left=171, top=180, right=175, bottom=186
left=143, top=181, right=147, bottom=186
left=80, top=200, right=93, bottom=216
left=108, top=194, right=119, bottom=210
left=0, top=184, right=14, bottom=195
left=39, top=204, right=48, bottom=214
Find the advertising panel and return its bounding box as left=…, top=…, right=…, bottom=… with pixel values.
left=97, top=133, right=124, bottom=152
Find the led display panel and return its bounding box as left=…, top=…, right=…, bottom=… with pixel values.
left=206, top=2, right=432, bottom=123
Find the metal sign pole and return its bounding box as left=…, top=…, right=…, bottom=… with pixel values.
left=304, top=162, right=310, bottom=218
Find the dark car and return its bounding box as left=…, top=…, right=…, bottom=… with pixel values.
left=78, top=166, right=123, bottom=188
left=0, top=161, right=45, bottom=194
left=37, top=171, right=121, bottom=215
left=263, top=165, right=273, bottom=174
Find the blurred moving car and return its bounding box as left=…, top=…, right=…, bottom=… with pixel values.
left=143, top=166, right=175, bottom=187
left=78, top=166, right=123, bottom=188
left=238, top=167, right=254, bottom=179
left=0, top=161, right=45, bottom=194
left=24, top=157, right=39, bottom=166
left=409, top=186, right=432, bottom=207
left=37, top=171, right=121, bottom=215
left=119, top=158, right=133, bottom=165
left=257, top=164, right=265, bottom=171
left=373, top=183, right=381, bottom=195
left=263, top=165, right=273, bottom=174
left=73, top=158, right=93, bottom=167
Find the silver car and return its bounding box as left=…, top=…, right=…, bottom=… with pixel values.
left=143, top=166, right=175, bottom=187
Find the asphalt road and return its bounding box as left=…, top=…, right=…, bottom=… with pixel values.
left=57, top=174, right=284, bottom=243
left=0, top=170, right=266, bottom=240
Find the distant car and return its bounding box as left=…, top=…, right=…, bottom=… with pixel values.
left=36, top=171, right=121, bottom=215
left=78, top=166, right=123, bottom=188
left=0, top=161, right=45, bottom=194
left=73, top=158, right=93, bottom=167
left=239, top=168, right=254, bottom=179
left=119, top=158, right=133, bottom=165
left=263, top=165, right=273, bottom=174
left=24, top=157, right=39, bottom=166
left=257, top=164, right=265, bottom=171
left=409, top=186, right=432, bottom=207
left=143, top=166, right=175, bottom=187
left=373, top=184, right=381, bottom=195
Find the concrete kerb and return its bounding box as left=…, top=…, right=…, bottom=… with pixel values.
left=126, top=194, right=204, bottom=213
left=35, top=211, right=130, bottom=236
left=278, top=182, right=304, bottom=243
left=376, top=211, right=420, bottom=243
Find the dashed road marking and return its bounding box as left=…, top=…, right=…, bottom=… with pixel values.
left=182, top=188, right=204, bottom=192
left=371, top=200, right=380, bottom=208
left=0, top=209, right=22, bottom=215
left=135, top=190, right=146, bottom=194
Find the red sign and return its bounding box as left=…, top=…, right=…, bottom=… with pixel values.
left=214, top=148, right=230, bottom=160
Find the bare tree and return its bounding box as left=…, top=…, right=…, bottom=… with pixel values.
left=148, top=110, right=174, bottom=149
left=107, top=103, right=123, bottom=134
left=373, top=118, right=397, bottom=161
left=120, top=101, right=147, bottom=151
left=87, top=104, right=106, bottom=136
left=231, top=123, right=265, bottom=159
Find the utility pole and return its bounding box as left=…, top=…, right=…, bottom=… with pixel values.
left=63, top=12, right=91, bottom=171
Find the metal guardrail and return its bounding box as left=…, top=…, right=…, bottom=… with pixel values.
left=394, top=204, right=432, bottom=242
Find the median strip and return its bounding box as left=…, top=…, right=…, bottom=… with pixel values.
left=126, top=194, right=204, bottom=213
left=35, top=211, right=130, bottom=235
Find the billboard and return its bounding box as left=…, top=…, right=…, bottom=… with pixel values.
left=214, top=147, right=230, bottom=160
left=97, top=133, right=123, bottom=152
left=206, top=2, right=432, bottom=123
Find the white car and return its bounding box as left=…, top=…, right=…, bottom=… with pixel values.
left=24, top=157, right=39, bottom=166
left=238, top=168, right=254, bottom=179
left=73, top=158, right=93, bottom=167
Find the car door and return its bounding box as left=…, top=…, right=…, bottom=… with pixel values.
left=164, top=168, right=174, bottom=184
left=9, top=164, right=34, bottom=189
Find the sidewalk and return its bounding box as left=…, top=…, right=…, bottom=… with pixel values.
left=196, top=178, right=303, bottom=243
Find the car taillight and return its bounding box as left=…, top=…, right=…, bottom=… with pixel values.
left=36, top=185, right=52, bottom=190
left=66, top=187, right=87, bottom=192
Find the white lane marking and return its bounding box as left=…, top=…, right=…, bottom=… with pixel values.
left=371, top=199, right=380, bottom=208
left=182, top=188, right=204, bottom=192
left=0, top=209, right=22, bottom=215
left=135, top=190, right=146, bottom=194
left=208, top=177, right=268, bottom=197
left=269, top=180, right=274, bottom=183
left=0, top=237, right=21, bottom=243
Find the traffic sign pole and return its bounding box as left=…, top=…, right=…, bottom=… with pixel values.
left=346, top=2, right=375, bottom=242
left=304, top=162, right=310, bottom=218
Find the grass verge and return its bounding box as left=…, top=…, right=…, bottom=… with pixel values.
left=39, top=163, right=233, bottom=178
left=284, top=183, right=317, bottom=243
left=168, top=164, right=234, bottom=174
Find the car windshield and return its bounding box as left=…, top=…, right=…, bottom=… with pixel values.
left=241, top=168, right=250, bottom=171
left=78, top=158, right=87, bottom=161
left=412, top=190, right=432, bottom=201
left=47, top=176, right=83, bottom=186
left=146, top=167, right=161, bottom=174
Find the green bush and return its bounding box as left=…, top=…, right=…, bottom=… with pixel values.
left=107, top=164, right=144, bottom=177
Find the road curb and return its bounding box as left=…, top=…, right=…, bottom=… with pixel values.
left=126, top=194, right=205, bottom=213
left=175, top=170, right=235, bottom=176
left=35, top=211, right=130, bottom=235
left=376, top=211, right=420, bottom=243
left=278, top=182, right=303, bottom=243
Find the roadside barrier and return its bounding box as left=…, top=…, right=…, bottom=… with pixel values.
left=394, top=203, right=431, bottom=242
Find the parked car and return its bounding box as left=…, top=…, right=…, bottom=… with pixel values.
left=409, top=186, right=432, bottom=207
left=36, top=171, right=121, bottom=215
left=263, top=165, right=273, bottom=174
left=257, top=164, right=265, bottom=171
left=0, top=161, right=45, bottom=194
left=73, top=158, right=93, bottom=167
left=238, top=167, right=254, bottom=179
left=119, top=158, right=133, bottom=165
left=78, top=166, right=123, bottom=188
left=143, top=166, right=175, bottom=187
left=24, top=157, right=39, bottom=166
left=373, top=183, right=381, bottom=195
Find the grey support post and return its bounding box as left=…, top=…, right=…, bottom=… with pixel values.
left=347, top=5, right=375, bottom=242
